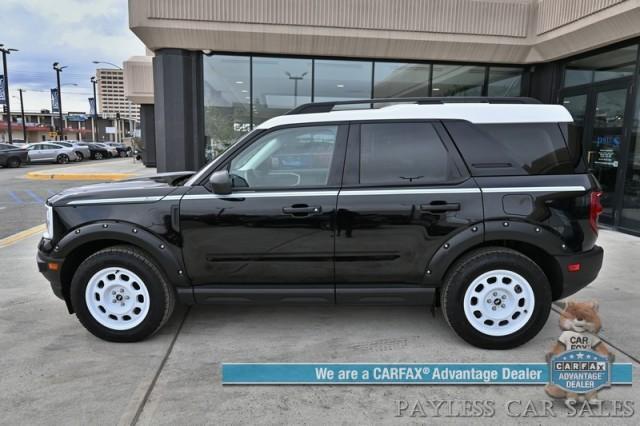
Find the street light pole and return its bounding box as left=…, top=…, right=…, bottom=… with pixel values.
left=1, top=44, right=18, bottom=144
left=91, top=76, right=98, bottom=141
left=285, top=71, right=308, bottom=107
left=52, top=62, right=67, bottom=141
left=18, top=89, right=26, bottom=142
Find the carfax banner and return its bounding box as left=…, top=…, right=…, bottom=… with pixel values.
left=222, top=362, right=633, bottom=385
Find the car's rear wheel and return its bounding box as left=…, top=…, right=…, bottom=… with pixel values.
left=440, top=247, right=551, bottom=349
left=6, top=157, right=21, bottom=168
left=70, top=245, right=175, bottom=342
left=93, top=152, right=103, bottom=160
left=75, top=151, right=84, bottom=161
left=56, top=154, right=69, bottom=164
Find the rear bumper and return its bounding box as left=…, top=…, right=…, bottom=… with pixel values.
left=555, top=245, right=604, bottom=299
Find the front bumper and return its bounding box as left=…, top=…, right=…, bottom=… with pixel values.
left=36, top=238, right=65, bottom=302
left=555, top=245, right=604, bottom=299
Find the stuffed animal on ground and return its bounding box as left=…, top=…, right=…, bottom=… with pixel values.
left=544, top=300, right=614, bottom=405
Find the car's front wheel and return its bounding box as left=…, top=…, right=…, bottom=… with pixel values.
left=93, top=152, right=103, bottom=160
left=440, top=247, right=551, bottom=349
left=56, top=154, right=69, bottom=164
left=75, top=151, right=84, bottom=161
left=6, top=157, right=21, bottom=168
left=70, top=245, right=175, bottom=342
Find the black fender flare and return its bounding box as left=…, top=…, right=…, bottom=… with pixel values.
left=51, top=221, right=191, bottom=289
left=424, top=219, right=567, bottom=286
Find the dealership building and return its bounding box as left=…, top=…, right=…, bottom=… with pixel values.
left=124, top=0, right=640, bottom=234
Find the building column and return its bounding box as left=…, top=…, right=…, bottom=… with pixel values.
left=140, top=104, right=156, bottom=167
left=152, top=48, right=204, bottom=172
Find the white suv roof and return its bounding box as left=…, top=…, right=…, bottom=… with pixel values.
left=257, top=102, right=573, bottom=130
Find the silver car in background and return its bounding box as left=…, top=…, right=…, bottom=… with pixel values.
left=54, top=141, right=91, bottom=161
left=26, top=142, right=78, bottom=164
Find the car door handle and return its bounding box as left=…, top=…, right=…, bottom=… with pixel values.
left=282, top=205, right=322, bottom=216
left=420, top=202, right=460, bottom=212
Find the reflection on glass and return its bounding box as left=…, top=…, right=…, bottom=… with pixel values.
left=252, top=57, right=312, bottom=126
left=621, top=89, right=640, bottom=230
left=314, top=60, right=372, bottom=102
left=431, top=65, right=485, bottom=96
left=373, top=62, right=430, bottom=98
left=203, top=55, right=251, bottom=161
left=564, top=45, right=638, bottom=88
left=487, top=67, right=523, bottom=96
left=588, top=88, right=628, bottom=219
left=562, top=94, right=588, bottom=164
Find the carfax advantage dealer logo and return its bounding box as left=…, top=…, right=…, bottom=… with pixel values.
left=550, top=350, right=610, bottom=394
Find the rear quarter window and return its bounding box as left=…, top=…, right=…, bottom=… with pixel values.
left=444, top=121, right=583, bottom=176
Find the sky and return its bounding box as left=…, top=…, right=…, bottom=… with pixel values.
left=2, top=0, right=145, bottom=113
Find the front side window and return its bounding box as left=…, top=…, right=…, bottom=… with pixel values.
left=359, top=122, right=462, bottom=185
left=229, top=125, right=338, bottom=189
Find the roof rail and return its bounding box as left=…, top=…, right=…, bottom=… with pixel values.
left=286, top=97, right=541, bottom=115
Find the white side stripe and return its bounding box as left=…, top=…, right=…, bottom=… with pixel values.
left=63, top=186, right=587, bottom=205
left=66, top=196, right=164, bottom=205
left=481, top=186, right=586, bottom=193
left=340, top=188, right=480, bottom=196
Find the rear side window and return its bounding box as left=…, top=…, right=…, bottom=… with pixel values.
left=445, top=121, right=579, bottom=176
left=360, top=122, right=463, bottom=185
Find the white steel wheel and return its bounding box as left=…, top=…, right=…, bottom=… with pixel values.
left=85, top=267, right=150, bottom=331
left=462, top=269, right=535, bottom=337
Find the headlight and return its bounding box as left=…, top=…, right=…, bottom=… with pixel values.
left=43, top=204, right=54, bottom=239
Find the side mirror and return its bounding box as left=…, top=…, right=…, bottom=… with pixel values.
left=209, top=170, right=232, bottom=195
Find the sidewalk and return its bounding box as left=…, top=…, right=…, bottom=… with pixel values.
left=24, top=158, right=156, bottom=181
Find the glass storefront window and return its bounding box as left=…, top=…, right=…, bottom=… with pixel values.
left=621, top=84, right=640, bottom=230
left=373, top=62, right=430, bottom=98
left=564, top=45, right=638, bottom=88
left=314, top=59, right=372, bottom=102
left=487, top=67, right=522, bottom=96
left=431, top=65, right=485, bottom=96
left=252, top=57, right=312, bottom=126
left=203, top=55, right=251, bottom=161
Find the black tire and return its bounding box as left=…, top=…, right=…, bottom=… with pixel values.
left=70, top=245, right=176, bottom=342
left=57, top=154, right=69, bottom=164
left=93, top=152, right=104, bottom=160
left=119, top=151, right=127, bottom=158
left=75, top=151, right=84, bottom=161
left=6, top=157, right=21, bottom=168
left=440, top=247, right=552, bottom=349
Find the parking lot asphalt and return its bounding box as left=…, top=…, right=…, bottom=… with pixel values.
left=1, top=229, right=639, bottom=425
left=0, top=158, right=152, bottom=239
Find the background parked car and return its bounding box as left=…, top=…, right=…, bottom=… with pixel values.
left=104, top=142, right=132, bottom=157
left=26, top=143, right=78, bottom=164
left=76, top=142, right=110, bottom=160
left=51, top=141, right=91, bottom=161
left=93, top=143, right=119, bottom=158
left=0, top=143, right=29, bottom=168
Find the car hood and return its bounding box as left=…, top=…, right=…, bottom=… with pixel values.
left=48, top=171, right=196, bottom=207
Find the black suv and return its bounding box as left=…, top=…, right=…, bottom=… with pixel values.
left=37, top=98, right=604, bottom=349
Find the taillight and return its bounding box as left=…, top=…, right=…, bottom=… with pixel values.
left=589, top=191, right=603, bottom=233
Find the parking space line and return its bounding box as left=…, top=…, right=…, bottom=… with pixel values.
left=8, top=191, right=24, bottom=204
left=0, top=224, right=45, bottom=249
left=25, top=190, right=44, bottom=204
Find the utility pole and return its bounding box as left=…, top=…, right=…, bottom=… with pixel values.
left=18, top=89, right=26, bottom=142
left=1, top=44, right=18, bottom=144
left=52, top=62, right=67, bottom=141
left=91, top=76, right=98, bottom=141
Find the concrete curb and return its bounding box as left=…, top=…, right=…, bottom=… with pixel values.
left=25, top=171, right=134, bottom=181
